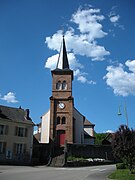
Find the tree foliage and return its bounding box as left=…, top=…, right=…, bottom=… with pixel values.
left=112, top=125, right=135, bottom=173
left=94, top=132, right=107, bottom=145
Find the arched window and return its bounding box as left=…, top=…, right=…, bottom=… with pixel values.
left=57, top=117, right=60, bottom=124
left=56, top=81, right=61, bottom=90
left=62, top=81, right=67, bottom=90
left=62, top=117, right=66, bottom=124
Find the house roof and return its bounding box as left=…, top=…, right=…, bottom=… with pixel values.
left=34, top=132, right=41, bottom=142
left=84, top=118, right=95, bottom=126
left=73, top=107, right=85, bottom=119
left=73, top=107, right=95, bottom=126
left=36, top=122, right=41, bottom=127
left=102, top=133, right=115, bottom=144
left=0, top=105, right=33, bottom=124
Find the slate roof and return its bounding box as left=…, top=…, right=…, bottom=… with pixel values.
left=0, top=105, right=33, bottom=124
left=102, top=133, right=115, bottom=145
left=56, top=36, right=70, bottom=70
left=84, top=118, right=95, bottom=126
left=34, top=132, right=41, bottom=142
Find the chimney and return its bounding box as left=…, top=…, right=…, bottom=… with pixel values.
left=25, top=109, right=30, bottom=120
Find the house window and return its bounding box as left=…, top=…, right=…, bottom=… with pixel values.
left=57, top=117, right=60, bottom=124
left=62, top=117, right=66, bottom=124
left=62, top=81, right=67, bottom=90
left=0, top=125, right=8, bottom=135
left=0, top=142, right=6, bottom=154
left=56, top=81, right=61, bottom=90
left=15, top=127, right=28, bottom=137
left=14, top=143, right=26, bottom=154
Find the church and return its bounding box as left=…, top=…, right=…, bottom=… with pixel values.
left=35, top=36, right=95, bottom=146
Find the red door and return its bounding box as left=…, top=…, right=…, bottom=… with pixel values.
left=57, top=130, right=65, bottom=146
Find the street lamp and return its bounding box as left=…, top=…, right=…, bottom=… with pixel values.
left=117, top=102, right=129, bottom=127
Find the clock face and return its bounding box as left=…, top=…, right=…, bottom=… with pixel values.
left=59, top=102, right=65, bottom=109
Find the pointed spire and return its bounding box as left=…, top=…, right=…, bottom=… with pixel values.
left=56, top=35, right=70, bottom=70
left=62, top=35, right=69, bottom=69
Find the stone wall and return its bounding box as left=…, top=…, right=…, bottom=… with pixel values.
left=67, top=144, right=114, bottom=160
left=32, top=140, right=51, bottom=165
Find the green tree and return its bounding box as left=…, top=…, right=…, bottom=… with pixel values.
left=94, top=132, right=107, bottom=145
left=112, top=125, right=135, bottom=173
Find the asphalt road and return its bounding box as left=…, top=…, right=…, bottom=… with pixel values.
left=0, top=164, right=115, bottom=180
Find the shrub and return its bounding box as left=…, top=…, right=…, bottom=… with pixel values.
left=112, top=125, right=135, bottom=173
left=67, top=156, right=87, bottom=162
left=116, top=163, right=127, bottom=169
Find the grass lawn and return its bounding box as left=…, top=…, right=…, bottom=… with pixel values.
left=108, top=169, right=135, bottom=180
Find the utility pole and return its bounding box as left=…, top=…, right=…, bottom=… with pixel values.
left=124, top=102, right=129, bottom=127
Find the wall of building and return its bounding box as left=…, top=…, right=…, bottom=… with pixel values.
left=0, top=119, right=33, bottom=164
left=84, top=138, right=94, bottom=145
left=73, top=108, right=84, bottom=144
left=41, top=110, right=50, bottom=143
left=32, top=142, right=51, bottom=165
left=52, top=73, right=72, bottom=99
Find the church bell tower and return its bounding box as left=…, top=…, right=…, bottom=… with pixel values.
left=50, top=36, right=74, bottom=145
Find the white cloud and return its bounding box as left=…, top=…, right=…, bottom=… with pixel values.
left=110, top=15, right=120, bottom=23
left=77, top=76, right=87, bottom=83
left=104, top=60, right=135, bottom=96
left=45, top=30, right=63, bottom=52
left=33, top=130, right=38, bottom=135
left=45, top=6, right=110, bottom=85
left=104, top=130, right=114, bottom=133
left=74, top=69, right=96, bottom=84
left=77, top=75, right=96, bottom=84
left=45, top=53, right=95, bottom=84
left=45, top=54, right=59, bottom=70
left=71, top=7, right=107, bottom=40
left=0, top=92, right=18, bottom=103
left=125, top=60, right=135, bottom=73
left=108, top=8, right=124, bottom=30
left=108, top=7, right=120, bottom=24
left=45, top=28, right=110, bottom=61
left=45, top=7, right=110, bottom=60
left=45, top=52, right=83, bottom=70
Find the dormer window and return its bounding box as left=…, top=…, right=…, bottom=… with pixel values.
left=56, top=81, right=61, bottom=90
left=62, top=81, right=67, bottom=90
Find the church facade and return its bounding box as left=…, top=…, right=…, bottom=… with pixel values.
left=36, top=36, right=95, bottom=146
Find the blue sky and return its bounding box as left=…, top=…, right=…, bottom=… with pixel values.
left=0, top=0, right=135, bottom=133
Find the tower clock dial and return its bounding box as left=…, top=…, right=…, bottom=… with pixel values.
left=58, top=102, right=65, bottom=109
